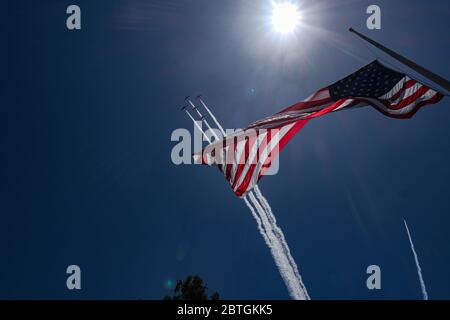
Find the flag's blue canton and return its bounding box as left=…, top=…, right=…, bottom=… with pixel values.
left=329, top=60, right=404, bottom=100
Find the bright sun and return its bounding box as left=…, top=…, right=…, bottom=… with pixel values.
left=271, top=2, right=301, bottom=34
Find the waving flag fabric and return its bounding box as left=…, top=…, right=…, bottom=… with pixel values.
left=194, top=60, right=444, bottom=197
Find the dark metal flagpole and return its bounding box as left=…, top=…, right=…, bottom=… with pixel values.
left=349, top=27, right=450, bottom=93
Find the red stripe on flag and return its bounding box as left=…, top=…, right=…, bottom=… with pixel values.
left=234, top=130, right=273, bottom=196
left=388, top=79, right=417, bottom=102
left=258, top=120, right=308, bottom=180
left=231, top=132, right=258, bottom=190
left=389, top=86, right=430, bottom=110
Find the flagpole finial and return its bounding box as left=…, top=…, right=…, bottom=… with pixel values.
left=348, top=27, right=355, bottom=33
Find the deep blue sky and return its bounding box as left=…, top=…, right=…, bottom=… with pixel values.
left=1, top=0, right=450, bottom=299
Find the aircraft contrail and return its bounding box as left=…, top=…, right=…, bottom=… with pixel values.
left=245, top=191, right=310, bottom=300
left=245, top=193, right=302, bottom=299
left=254, top=186, right=299, bottom=273
left=254, top=186, right=310, bottom=299
left=403, top=219, right=428, bottom=300
left=243, top=196, right=271, bottom=249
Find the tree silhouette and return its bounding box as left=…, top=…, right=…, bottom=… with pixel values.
left=163, top=275, right=220, bottom=300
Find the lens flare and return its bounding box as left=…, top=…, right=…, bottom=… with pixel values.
left=164, top=279, right=174, bottom=290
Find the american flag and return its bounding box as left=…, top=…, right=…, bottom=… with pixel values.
left=194, top=60, right=444, bottom=197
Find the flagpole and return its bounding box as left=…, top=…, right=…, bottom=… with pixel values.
left=349, top=27, right=450, bottom=93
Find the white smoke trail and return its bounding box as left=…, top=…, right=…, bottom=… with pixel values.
left=246, top=192, right=302, bottom=299
left=245, top=191, right=309, bottom=300
left=243, top=196, right=272, bottom=248
left=197, top=97, right=226, bottom=136
left=254, top=186, right=299, bottom=271
left=403, top=219, right=428, bottom=300
left=254, top=186, right=310, bottom=299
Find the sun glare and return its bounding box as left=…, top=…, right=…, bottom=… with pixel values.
left=271, top=2, right=301, bottom=34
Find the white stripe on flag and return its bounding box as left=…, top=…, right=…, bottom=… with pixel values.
left=235, top=123, right=295, bottom=194
left=379, top=76, right=410, bottom=100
